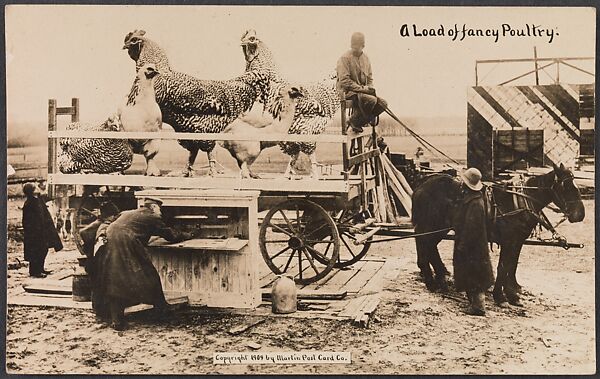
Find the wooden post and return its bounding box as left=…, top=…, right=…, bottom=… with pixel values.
left=555, top=59, right=560, bottom=84
left=71, top=98, right=79, bottom=122
left=341, top=100, right=349, bottom=181
left=475, top=62, right=479, bottom=86
left=47, top=99, right=57, bottom=199
left=533, top=47, right=540, bottom=85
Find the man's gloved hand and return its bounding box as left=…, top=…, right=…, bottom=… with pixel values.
left=363, top=86, right=376, bottom=96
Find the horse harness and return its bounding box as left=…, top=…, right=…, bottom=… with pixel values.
left=483, top=173, right=574, bottom=248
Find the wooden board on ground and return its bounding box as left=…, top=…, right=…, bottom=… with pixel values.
left=341, top=260, right=385, bottom=294
left=10, top=255, right=400, bottom=324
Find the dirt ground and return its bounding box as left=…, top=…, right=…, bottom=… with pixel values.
left=5, top=198, right=595, bottom=375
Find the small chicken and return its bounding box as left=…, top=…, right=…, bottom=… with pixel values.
left=118, top=64, right=162, bottom=176
left=220, top=86, right=304, bottom=178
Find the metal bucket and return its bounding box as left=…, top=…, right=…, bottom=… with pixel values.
left=72, top=271, right=91, bottom=302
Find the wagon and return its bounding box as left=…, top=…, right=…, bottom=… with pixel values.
left=47, top=98, right=419, bottom=287
left=47, top=97, right=582, bottom=291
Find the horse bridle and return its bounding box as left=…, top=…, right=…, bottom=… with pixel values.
left=548, top=172, right=579, bottom=215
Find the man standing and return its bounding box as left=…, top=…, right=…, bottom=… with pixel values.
left=336, top=32, right=388, bottom=133
left=21, top=182, right=63, bottom=278
left=453, top=168, right=495, bottom=316
left=92, top=197, right=192, bottom=330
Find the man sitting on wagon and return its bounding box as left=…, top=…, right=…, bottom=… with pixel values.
left=336, top=32, right=388, bottom=133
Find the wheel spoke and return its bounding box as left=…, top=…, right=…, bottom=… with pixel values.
left=268, top=222, right=294, bottom=237
left=304, top=223, right=328, bottom=238
left=305, top=245, right=329, bottom=263
left=301, top=247, right=320, bottom=276
left=271, top=245, right=292, bottom=260
left=278, top=210, right=297, bottom=233
left=340, top=235, right=358, bottom=258
left=305, top=239, right=335, bottom=245
left=282, top=250, right=295, bottom=273
left=342, top=231, right=357, bottom=241
left=298, top=248, right=303, bottom=281
left=265, top=239, right=291, bottom=244
left=80, top=207, right=97, bottom=217
left=296, top=205, right=301, bottom=233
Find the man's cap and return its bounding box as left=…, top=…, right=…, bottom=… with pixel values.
left=461, top=168, right=483, bottom=191
left=143, top=196, right=164, bottom=206
left=351, top=32, right=365, bottom=47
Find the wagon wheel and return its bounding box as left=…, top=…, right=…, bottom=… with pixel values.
left=259, top=199, right=340, bottom=285
left=333, top=210, right=372, bottom=268
left=311, top=209, right=372, bottom=268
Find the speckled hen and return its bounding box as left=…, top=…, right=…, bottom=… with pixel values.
left=123, top=29, right=270, bottom=176
left=58, top=115, right=133, bottom=174
left=241, top=29, right=340, bottom=178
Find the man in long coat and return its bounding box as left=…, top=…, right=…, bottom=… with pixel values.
left=22, top=182, right=63, bottom=277
left=92, top=197, right=192, bottom=330
left=453, top=168, right=495, bottom=316
left=336, top=32, right=388, bottom=133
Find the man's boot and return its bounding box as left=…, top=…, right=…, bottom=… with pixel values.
left=467, top=291, right=486, bottom=316
left=109, top=301, right=127, bottom=331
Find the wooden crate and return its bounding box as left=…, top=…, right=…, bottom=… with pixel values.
left=493, top=129, right=544, bottom=175
left=467, top=84, right=593, bottom=178
left=138, top=189, right=261, bottom=309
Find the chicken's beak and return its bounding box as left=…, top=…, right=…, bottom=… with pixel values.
left=122, top=44, right=129, bottom=50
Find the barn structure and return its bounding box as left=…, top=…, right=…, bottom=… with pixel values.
left=467, top=55, right=595, bottom=179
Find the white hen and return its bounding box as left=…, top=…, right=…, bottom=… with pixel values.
left=118, top=63, right=162, bottom=176
left=220, top=86, right=304, bottom=179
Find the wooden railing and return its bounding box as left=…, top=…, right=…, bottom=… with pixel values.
left=47, top=99, right=380, bottom=197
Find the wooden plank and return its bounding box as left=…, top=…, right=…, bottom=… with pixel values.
left=347, top=148, right=380, bottom=167
left=184, top=251, right=193, bottom=292
left=48, top=173, right=350, bottom=193
left=317, top=260, right=367, bottom=292
left=149, top=238, right=248, bottom=251
left=338, top=295, right=370, bottom=318
left=8, top=293, right=92, bottom=310
left=342, top=260, right=385, bottom=294
left=55, top=106, right=77, bottom=116
left=228, top=318, right=266, bottom=335
left=261, top=289, right=347, bottom=301
left=49, top=130, right=347, bottom=143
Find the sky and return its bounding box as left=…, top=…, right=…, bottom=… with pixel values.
left=5, top=5, right=596, bottom=130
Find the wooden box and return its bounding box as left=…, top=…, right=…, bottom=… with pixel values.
left=493, top=129, right=544, bottom=175
left=137, top=189, right=261, bottom=309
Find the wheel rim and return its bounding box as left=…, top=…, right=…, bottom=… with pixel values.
left=333, top=210, right=372, bottom=268
left=260, top=199, right=340, bottom=285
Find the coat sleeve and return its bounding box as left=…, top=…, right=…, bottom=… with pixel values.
left=365, top=57, right=373, bottom=87
left=151, top=215, right=192, bottom=243
left=336, top=56, right=365, bottom=94
left=79, top=220, right=102, bottom=258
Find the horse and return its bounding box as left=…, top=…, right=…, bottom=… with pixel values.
left=411, top=163, right=585, bottom=307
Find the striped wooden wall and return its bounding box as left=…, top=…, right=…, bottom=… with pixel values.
left=467, top=84, right=594, bottom=179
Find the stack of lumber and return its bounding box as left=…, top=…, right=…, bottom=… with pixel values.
left=379, top=154, right=413, bottom=218
left=338, top=294, right=381, bottom=328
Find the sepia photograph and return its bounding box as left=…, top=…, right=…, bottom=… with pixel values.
left=4, top=4, right=596, bottom=374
